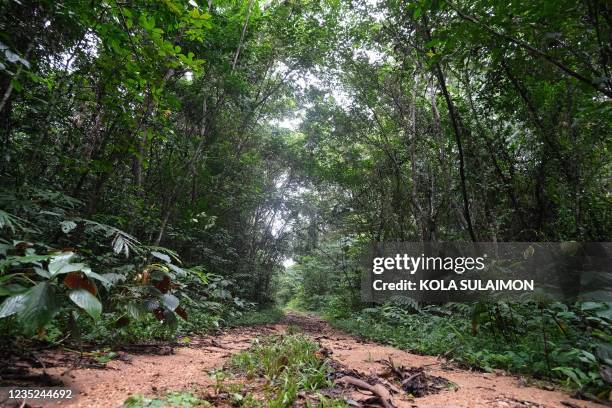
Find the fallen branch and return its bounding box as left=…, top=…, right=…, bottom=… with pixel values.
left=335, top=376, right=396, bottom=408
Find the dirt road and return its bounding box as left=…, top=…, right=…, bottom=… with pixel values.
left=5, top=313, right=607, bottom=408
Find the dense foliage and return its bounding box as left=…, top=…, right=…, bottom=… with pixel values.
left=277, top=0, right=612, bottom=399
left=0, top=0, right=336, bottom=342
left=0, top=0, right=610, bottom=401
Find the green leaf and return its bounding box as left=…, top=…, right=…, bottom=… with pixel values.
left=47, top=252, right=80, bottom=276
left=3, top=254, right=53, bottom=270
left=69, top=289, right=102, bottom=319
left=112, top=235, right=128, bottom=256
left=50, top=262, right=85, bottom=277
left=19, top=282, right=61, bottom=333
left=0, top=293, right=28, bottom=318
left=151, top=251, right=171, bottom=263
left=163, top=309, right=178, bottom=330
left=160, top=293, right=179, bottom=311
left=578, top=350, right=597, bottom=364
left=167, top=263, right=186, bottom=276
left=139, top=14, right=156, bottom=31
left=580, top=301, right=604, bottom=311
left=413, top=7, right=422, bottom=19
left=144, top=299, right=160, bottom=311
left=0, top=283, right=28, bottom=296
left=81, top=268, right=110, bottom=285
left=99, top=273, right=126, bottom=289
left=11, top=77, right=22, bottom=92
left=34, top=267, right=51, bottom=278
left=0, top=273, right=23, bottom=284
left=126, top=302, right=146, bottom=319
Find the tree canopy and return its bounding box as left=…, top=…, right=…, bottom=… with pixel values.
left=0, top=0, right=610, bottom=400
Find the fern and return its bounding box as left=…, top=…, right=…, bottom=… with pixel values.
left=0, top=210, right=33, bottom=234
left=79, top=218, right=142, bottom=257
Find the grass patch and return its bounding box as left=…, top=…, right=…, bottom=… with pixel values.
left=283, top=297, right=307, bottom=312
left=226, top=333, right=347, bottom=407
left=122, top=391, right=208, bottom=407
left=226, top=306, right=284, bottom=327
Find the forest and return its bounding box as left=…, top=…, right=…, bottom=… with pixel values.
left=0, top=0, right=610, bottom=407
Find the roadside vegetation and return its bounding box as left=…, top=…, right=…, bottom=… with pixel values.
left=226, top=333, right=346, bottom=407
left=0, top=188, right=277, bottom=348
left=282, top=272, right=612, bottom=400
left=225, top=306, right=284, bottom=328
left=1, top=0, right=316, bottom=350
left=0, top=0, right=610, bottom=404
left=330, top=302, right=611, bottom=398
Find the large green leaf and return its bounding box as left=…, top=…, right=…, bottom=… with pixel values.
left=160, top=293, right=179, bottom=311
left=48, top=251, right=75, bottom=265
left=19, top=282, right=61, bottom=333
left=80, top=267, right=110, bottom=285
left=48, top=252, right=85, bottom=277
left=0, top=293, right=27, bottom=318
left=68, top=289, right=102, bottom=319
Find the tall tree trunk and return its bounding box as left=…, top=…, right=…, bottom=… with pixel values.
left=420, top=15, right=477, bottom=242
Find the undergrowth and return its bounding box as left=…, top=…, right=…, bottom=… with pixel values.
left=226, top=333, right=347, bottom=407
left=324, top=301, right=612, bottom=401
left=225, top=306, right=284, bottom=328
left=122, top=391, right=208, bottom=408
